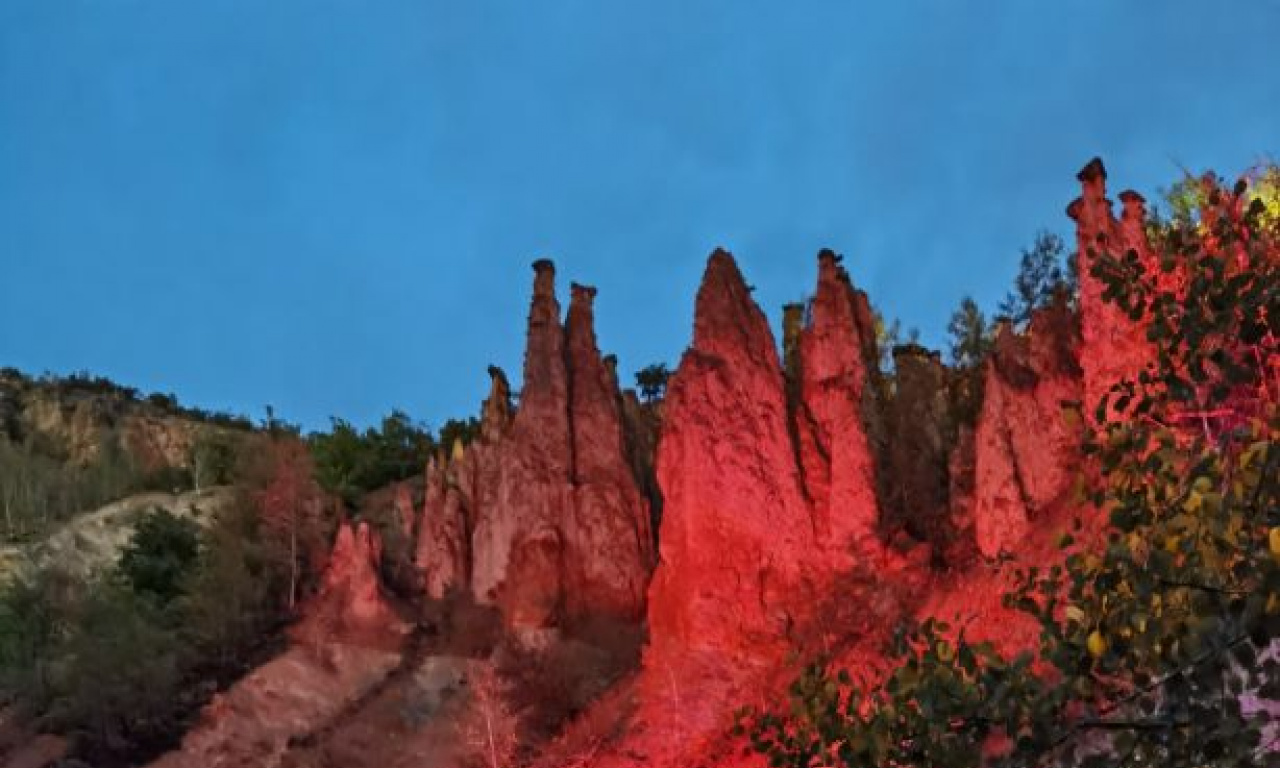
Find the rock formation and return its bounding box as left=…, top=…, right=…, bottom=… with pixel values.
left=883, top=345, right=952, bottom=551
left=156, top=157, right=1195, bottom=768
left=414, top=261, right=654, bottom=631
left=415, top=458, right=468, bottom=600
left=971, top=303, right=1082, bottom=558
left=793, top=250, right=883, bottom=560
left=293, top=520, right=407, bottom=648
left=971, top=157, right=1154, bottom=558
left=1069, top=158, right=1156, bottom=420
left=646, top=250, right=815, bottom=658
left=646, top=249, right=887, bottom=663
left=563, top=282, right=654, bottom=620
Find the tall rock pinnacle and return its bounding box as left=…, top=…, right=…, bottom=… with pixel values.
left=647, top=249, right=818, bottom=660
left=795, top=249, right=882, bottom=558
left=1068, top=158, right=1155, bottom=420
left=471, top=260, right=574, bottom=627
left=415, top=260, right=653, bottom=632
left=563, top=282, right=654, bottom=621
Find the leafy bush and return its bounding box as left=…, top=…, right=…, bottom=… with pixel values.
left=634, top=363, right=671, bottom=403
left=118, top=509, right=202, bottom=603
left=308, top=410, right=481, bottom=503
left=309, top=411, right=434, bottom=502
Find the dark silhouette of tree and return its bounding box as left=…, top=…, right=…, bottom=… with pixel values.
left=635, top=363, right=672, bottom=403
left=998, top=231, right=1075, bottom=325
left=945, top=296, right=993, bottom=369
left=118, top=508, right=201, bottom=604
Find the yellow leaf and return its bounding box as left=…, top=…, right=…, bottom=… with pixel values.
left=1087, top=631, right=1107, bottom=658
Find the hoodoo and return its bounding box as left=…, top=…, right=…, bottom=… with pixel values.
left=794, top=249, right=883, bottom=561
left=646, top=249, right=816, bottom=660
left=415, top=260, right=654, bottom=631
left=1069, top=158, right=1157, bottom=420
left=646, top=249, right=888, bottom=664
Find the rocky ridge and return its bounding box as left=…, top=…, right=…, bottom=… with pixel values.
left=151, top=158, right=1174, bottom=768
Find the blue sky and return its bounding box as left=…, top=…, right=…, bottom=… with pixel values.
left=2, top=1, right=1277, bottom=431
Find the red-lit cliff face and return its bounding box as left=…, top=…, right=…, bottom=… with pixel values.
left=292, top=520, right=409, bottom=648
left=794, top=250, right=883, bottom=560
left=563, top=282, right=655, bottom=620
left=414, top=261, right=654, bottom=631
left=646, top=248, right=892, bottom=666
left=971, top=303, right=1082, bottom=558
left=646, top=250, right=816, bottom=660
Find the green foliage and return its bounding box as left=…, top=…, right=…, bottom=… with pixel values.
left=744, top=170, right=1279, bottom=767
left=0, top=494, right=285, bottom=761
left=178, top=496, right=279, bottom=668
left=438, top=416, right=481, bottom=453
left=0, top=567, right=70, bottom=708
left=118, top=508, right=202, bottom=603
left=308, top=410, right=483, bottom=502
left=998, top=230, right=1076, bottom=326
left=635, top=363, right=672, bottom=403
left=189, top=428, right=242, bottom=489
left=308, top=410, right=435, bottom=502
left=44, top=580, right=185, bottom=752
left=945, top=296, right=993, bottom=370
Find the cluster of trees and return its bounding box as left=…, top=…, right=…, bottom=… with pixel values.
left=0, top=422, right=259, bottom=545
left=0, top=502, right=279, bottom=762
left=743, top=169, right=1279, bottom=766
left=306, top=411, right=480, bottom=504
left=0, top=429, right=182, bottom=545
left=0, top=434, right=334, bottom=763
left=945, top=230, right=1077, bottom=371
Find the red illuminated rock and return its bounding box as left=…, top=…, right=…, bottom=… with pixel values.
left=647, top=250, right=827, bottom=661
left=450, top=261, right=654, bottom=630
left=415, top=458, right=469, bottom=600
left=793, top=250, right=882, bottom=560
left=1069, top=158, right=1155, bottom=420
left=971, top=302, right=1083, bottom=558
left=469, top=260, right=575, bottom=626
left=293, top=520, right=406, bottom=647
left=563, top=282, right=654, bottom=621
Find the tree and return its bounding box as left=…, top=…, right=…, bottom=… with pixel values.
left=118, top=508, right=202, bottom=604
left=179, top=497, right=277, bottom=668
left=998, top=231, right=1075, bottom=325
left=743, top=169, right=1279, bottom=767
left=439, top=417, right=481, bottom=453
left=45, top=580, right=184, bottom=756
left=458, top=664, right=518, bottom=768
left=946, top=296, right=993, bottom=369
left=635, top=363, right=672, bottom=403
left=257, top=439, right=329, bottom=610
left=0, top=567, right=74, bottom=711
left=308, top=411, right=436, bottom=503
left=189, top=428, right=240, bottom=490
